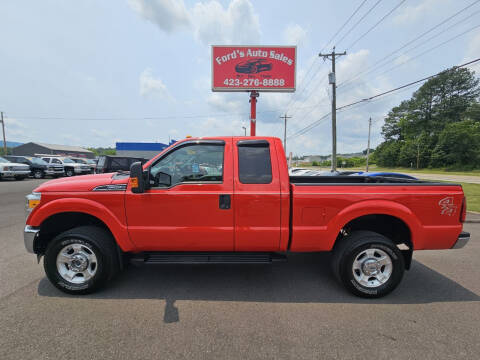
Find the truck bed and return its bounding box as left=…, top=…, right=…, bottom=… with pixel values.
left=290, top=175, right=437, bottom=184
left=288, top=177, right=464, bottom=252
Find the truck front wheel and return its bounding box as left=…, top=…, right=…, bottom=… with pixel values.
left=332, top=231, right=405, bottom=298
left=43, top=226, right=120, bottom=295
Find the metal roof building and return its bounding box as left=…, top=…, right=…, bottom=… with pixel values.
left=116, top=141, right=175, bottom=159
left=12, top=142, right=95, bottom=159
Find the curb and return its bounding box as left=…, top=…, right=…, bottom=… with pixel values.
left=465, top=211, right=480, bottom=223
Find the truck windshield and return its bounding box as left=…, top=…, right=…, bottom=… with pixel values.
left=30, top=157, right=48, bottom=165
left=62, top=158, right=74, bottom=163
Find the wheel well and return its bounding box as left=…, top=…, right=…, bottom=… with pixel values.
left=339, top=214, right=413, bottom=268
left=35, top=212, right=113, bottom=255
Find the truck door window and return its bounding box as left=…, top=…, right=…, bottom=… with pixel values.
left=150, top=143, right=224, bottom=187
left=52, top=159, right=61, bottom=164
left=237, top=141, right=272, bottom=184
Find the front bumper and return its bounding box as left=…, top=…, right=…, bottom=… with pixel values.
left=45, top=169, right=64, bottom=175
left=24, top=225, right=40, bottom=253
left=452, top=231, right=470, bottom=249
left=1, top=170, right=31, bottom=177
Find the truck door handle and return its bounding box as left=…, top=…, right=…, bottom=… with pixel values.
left=219, top=194, right=231, bottom=210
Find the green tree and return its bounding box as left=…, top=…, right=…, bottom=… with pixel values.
left=430, top=120, right=480, bottom=168
left=374, top=141, right=402, bottom=167
left=375, top=66, right=480, bottom=168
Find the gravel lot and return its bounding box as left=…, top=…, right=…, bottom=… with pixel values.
left=1, top=178, right=479, bottom=359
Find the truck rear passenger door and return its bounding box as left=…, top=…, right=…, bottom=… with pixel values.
left=233, top=139, right=281, bottom=251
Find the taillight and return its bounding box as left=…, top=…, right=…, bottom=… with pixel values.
left=460, top=196, right=467, bottom=223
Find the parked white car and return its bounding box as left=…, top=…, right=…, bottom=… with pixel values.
left=41, top=156, right=91, bottom=177
left=0, top=156, right=31, bottom=180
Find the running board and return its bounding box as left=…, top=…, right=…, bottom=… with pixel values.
left=130, top=252, right=287, bottom=265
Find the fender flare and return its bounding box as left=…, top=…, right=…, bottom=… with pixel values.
left=328, top=199, right=424, bottom=250
left=28, top=198, right=136, bottom=252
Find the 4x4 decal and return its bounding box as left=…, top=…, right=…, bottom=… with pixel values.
left=438, top=197, right=457, bottom=216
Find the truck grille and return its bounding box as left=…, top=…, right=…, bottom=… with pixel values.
left=13, top=165, right=29, bottom=171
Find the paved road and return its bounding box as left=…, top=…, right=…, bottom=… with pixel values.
left=1, top=178, right=479, bottom=359
left=401, top=172, right=480, bottom=184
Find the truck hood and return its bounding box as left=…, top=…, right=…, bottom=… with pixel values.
left=1, top=161, right=29, bottom=167
left=34, top=173, right=129, bottom=192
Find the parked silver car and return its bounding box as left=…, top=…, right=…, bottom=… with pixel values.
left=0, top=156, right=31, bottom=180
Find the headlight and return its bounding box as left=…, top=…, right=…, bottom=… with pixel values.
left=26, top=192, right=41, bottom=214
left=3, top=166, right=11, bottom=171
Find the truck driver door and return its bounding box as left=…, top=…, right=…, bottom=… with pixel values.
left=125, top=139, right=234, bottom=251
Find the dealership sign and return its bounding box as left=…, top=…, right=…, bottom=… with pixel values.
left=212, top=45, right=296, bottom=92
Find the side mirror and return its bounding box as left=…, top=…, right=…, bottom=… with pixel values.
left=156, top=171, right=172, bottom=187
left=130, top=162, right=145, bottom=193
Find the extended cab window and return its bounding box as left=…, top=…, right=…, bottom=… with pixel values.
left=150, top=143, right=224, bottom=187
left=237, top=140, right=272, bottom=184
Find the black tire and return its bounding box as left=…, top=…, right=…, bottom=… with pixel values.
left=33, top=169, right=44, bottom=179
left=65, top=168, right=74, bottom=177
left=331, top=231, right=405, bottom=298
left=43, top=226, right=120, bottom=295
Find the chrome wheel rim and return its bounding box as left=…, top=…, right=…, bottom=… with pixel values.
left=56, top=243, right=98, bottom=284
left=352, top=248, right=393, bottom=288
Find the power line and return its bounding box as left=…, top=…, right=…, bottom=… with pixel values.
left=366, top=23, right=480, bottom=82
left=335, top=0, right=384, bottom=47
left=338, top=0, right=480, bottom=89
left=8, top=109, right=282, bottom=121
left=287, top=57, right=480, bottom=140
left=346, top=0, right=407, bottom=50
left=287, top=0, right=369, bottom=113
left=320, top=0, right=369, bottom=53
left=336, top=57, right=480, bottom=111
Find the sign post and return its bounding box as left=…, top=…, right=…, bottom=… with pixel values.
left=212, top=46, right=296, bottom=136
left=249, top=91, right=259, bottom=136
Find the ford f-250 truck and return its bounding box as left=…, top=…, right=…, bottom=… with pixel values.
left=24, top=137, right=470, bottom=297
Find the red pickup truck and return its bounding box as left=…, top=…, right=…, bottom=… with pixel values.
left=24, top=137, right=470, bottom=297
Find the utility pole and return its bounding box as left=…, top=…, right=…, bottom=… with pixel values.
left=416, top=139, right=420, bottom=169
left=319, top=47, right=346, bottom=172
left=280, top=114, right=291, bottom=153
left=0, top=112, right=6, bottom=156
left=366, top=117, right=372, bottom=172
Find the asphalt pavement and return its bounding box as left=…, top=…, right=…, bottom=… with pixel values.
left=0, top=178, right=479, bottom=359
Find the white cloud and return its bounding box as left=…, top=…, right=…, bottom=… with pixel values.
left=393, top=0, right=449, bottom=24
left=283, top=23, right=307, bottom=46
left=128, top=0, right=190, bottom=33
left=129, top=0, right=261, bottom=45
left=207, top=93, right=243, bottom=113
left=3, top=117, right=29, bottom=141
left=139, top=68, right=171, bottom=99
left=191, top=0, right=261, bottom=45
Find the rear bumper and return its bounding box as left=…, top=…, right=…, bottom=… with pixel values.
left=24, top=225, right=40, bottom=253
left=452, top=231, right=470, bottom=249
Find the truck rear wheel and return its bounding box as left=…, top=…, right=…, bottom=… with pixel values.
left=332, top=231, right=405, bottom=298
left=43, top=226, right=120, bottom=295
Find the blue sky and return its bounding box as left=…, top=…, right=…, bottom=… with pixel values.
left=1, top=0, right=479, bottom=156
